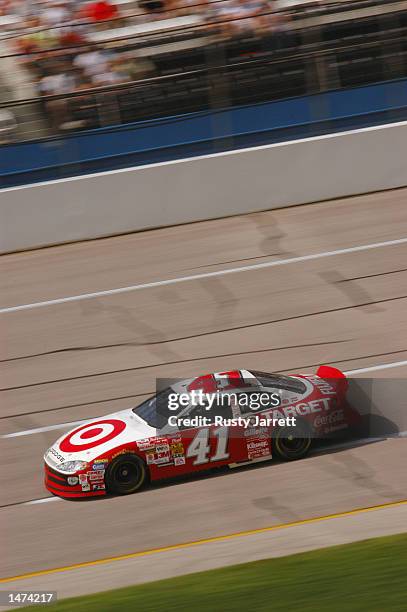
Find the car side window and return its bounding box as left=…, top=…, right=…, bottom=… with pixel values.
left=210, top=399, right=233, bottom=420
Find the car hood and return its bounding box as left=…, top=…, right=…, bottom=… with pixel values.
left=44, top=409, right=157, bottom=468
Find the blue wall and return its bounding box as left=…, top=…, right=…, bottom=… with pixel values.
left=1, top=79, right=407, bottom=188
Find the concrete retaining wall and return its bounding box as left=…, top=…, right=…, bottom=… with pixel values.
left=1, top=121, right=407, bottom=253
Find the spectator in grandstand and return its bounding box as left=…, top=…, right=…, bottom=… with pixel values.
left=91, top=61, right=128, bottom=85
left=38, top=67, right=76, bottom=96
left=39, top=0, right=70, bottom=27
left=84, top=0, right=119, bottom=22
left=0, top=0, right=291, bottom=137
left=112, top=51, right=155, bottom=80
left=137, top=0, right=166, bottom=15
left=72, top=45, right=114, bottom=79
left=16, top=17, right=59, bottom=53
left=38, top=65, right=76, bottom=129
left=59, top=26, right=87, bottom=47
left=207, top=0, right=271, bottom=37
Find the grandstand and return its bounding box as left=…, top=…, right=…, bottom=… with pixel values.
left=0, top=0, right=406, bottom=143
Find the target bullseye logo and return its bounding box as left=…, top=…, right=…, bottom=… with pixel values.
left=60, top=419, right=126, bottom=452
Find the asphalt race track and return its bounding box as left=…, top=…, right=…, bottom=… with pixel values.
left=1, top=187, right=407, bottom=597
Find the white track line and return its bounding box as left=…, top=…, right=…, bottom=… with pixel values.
left=344, top=360, right=407, bottom=375
left=25, top=497, right=60, bottom=505
left=2, top=237, right=407, bottom=314
left=2, top=359, right=407, bottom=440
left=2, top=419, right=88, bottom=439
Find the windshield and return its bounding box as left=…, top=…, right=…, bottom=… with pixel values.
left=132, top=388, right=181, bottom=429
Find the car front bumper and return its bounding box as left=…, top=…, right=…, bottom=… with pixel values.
left=44, top=463, right=106, bottom=498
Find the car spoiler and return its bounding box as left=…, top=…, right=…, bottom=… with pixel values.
left=316, top=365, right=348, bottom=396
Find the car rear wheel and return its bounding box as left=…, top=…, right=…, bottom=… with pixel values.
left=273, top=421, right=312, bottom=461
left=105, top=454, right=148, bottom=495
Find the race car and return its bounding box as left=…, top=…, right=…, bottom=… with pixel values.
left=44, top=366, right=361, bottom=498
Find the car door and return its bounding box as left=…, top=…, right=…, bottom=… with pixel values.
left=233, top=390, right=279, bottom=461
left=177, top=398, right=246, bottom=473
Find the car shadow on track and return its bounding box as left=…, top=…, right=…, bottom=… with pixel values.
left=64, top=420, right=398, bottom=502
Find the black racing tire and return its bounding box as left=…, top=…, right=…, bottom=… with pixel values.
left=105, top=454, right=148, bottom=495
left=273, top=420, right=312, bottom=461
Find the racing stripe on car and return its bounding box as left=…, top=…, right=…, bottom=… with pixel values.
left=44, top=465, right=66, bottom=482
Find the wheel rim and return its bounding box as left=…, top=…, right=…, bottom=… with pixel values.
left=112, top=460, right=142, bottom=491
left=277, top=427, right=310, bottom=457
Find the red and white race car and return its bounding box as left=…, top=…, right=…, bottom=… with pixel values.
left=44, top=367, right=361, bottom=498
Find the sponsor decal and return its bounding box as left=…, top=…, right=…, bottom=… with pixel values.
left=88, top=471, right=104, bottom=481
left=174, top=456, right=186, bottom=466
left=92, top=483, right=106, bottom=491
left=170, top=442, right=184, bottom=455
left=247, top=440, right=269, bottom=450
left=231, top=404, right=240, bottom=418
left=247, top=438, right=270, bottom=459
left=145, top=442, right=173, bottom=465
left=78, top=474, right=88, bottom=484
left=112, top=448, right=136, bottom=459
left=67, top=476, right=78, bottom=485
left=155, top=455, right=171, bottom=465
left=47, top=447, right=65, bottom=463
left=81, top=483, right=90, bottom=492
left=60, top=419, right=126, bottom=453
left=168, top=435, right=182, bottom=444
left=137, top=437, right=169, bottom=451
left=244, top=426, right=268, bottom=438
left=150, top=437, right=169, bottom=446
left=314, top=410, right=344, bottom=428
left=307, top=375, right=336, bottom=396
left=269, top=398, right=331, bottom=420
left=156, top=444, right=170, bottom=453
left=92, top=463, right=107, bottom=470
left=136, top=440, right=153, bottom=450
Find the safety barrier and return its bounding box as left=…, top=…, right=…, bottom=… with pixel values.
left=1, top=79, right=407, bottom=189
left=1, top=119, right=406, bottom=253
